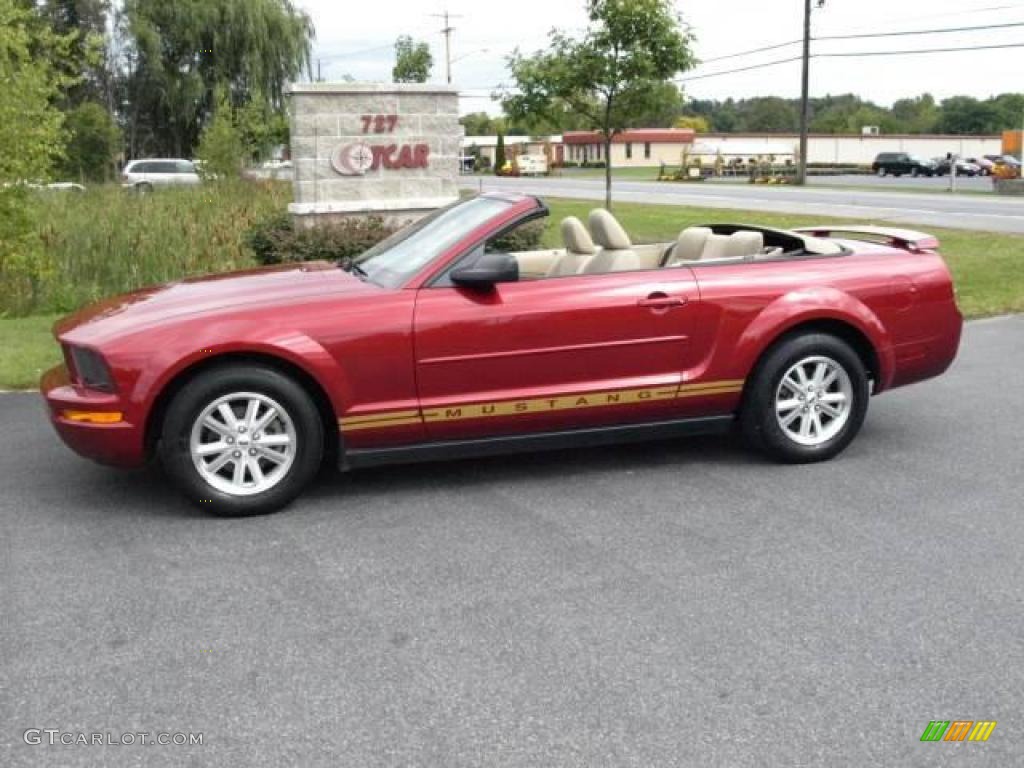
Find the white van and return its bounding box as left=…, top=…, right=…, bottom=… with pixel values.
left=121, top=159, right=201, bottom=191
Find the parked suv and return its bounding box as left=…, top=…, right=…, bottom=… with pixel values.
left=871, top=152, right=937, bottom=178
left=121, top=159, right=201, bottom=191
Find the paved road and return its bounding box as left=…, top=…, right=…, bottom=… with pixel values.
left=801, top=173, right=993, bottom=192
left=3, top=316, right=1023, bottom=767
left=463, top=175, right=1024, bottom=234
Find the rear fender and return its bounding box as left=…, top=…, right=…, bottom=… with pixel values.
left=732, top=287, right=895, bottom=391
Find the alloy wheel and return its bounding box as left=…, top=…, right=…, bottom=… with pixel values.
left=774, top=356, right=853, bottom=447
left=189, top=391, right=297, bottom=496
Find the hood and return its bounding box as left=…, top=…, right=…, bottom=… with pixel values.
left=56, top=261, right=374, bottom=345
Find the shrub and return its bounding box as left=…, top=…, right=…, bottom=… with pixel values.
left=245, top=213, right=398, bottom=265
left=489, top=218, right=545, bottom=252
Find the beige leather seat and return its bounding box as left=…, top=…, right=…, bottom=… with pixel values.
left=583, top=209, right=644, bottom=273
left=665, top=226, right=712, bottom=266
left=547, top=217, right=598, bottom=276
left=700, top=230, right=765, bottom=261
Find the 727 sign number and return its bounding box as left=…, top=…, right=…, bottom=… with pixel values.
left=361, top=114, right=398, bottom=134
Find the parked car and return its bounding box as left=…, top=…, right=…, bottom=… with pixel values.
left=963, top=157, right=995, bottom=176
left=120, top=158, right=201, bottom=191
left=986, top=154, right=1022, bottom=179
left=871, top=152, right=937, bottom=177
left=41, top=194, right=963, bottom=515
left=933, top=157, right=980, bottom=177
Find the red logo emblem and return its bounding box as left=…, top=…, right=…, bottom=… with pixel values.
left=331, top=142, right=375, bottom=176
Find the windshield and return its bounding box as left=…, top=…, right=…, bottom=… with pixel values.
left=354, top=196, right=515, bottom=288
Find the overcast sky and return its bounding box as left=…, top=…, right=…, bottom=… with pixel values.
left=297, top=0, right=1024, bottom=115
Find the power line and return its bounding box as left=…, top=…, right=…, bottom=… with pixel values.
left=678, top=56, right=803, bottom=82
left=678, top=41, right=1024, bottom=82
left=314, top=43, right=395, bottom=62
left=701, top=40, right=801, bottom=65
left=818, top=19, right=1024, bottom=40
left=697, top=19, right=1024, bottom=67
left=818, top=41, right=1024, bottom=56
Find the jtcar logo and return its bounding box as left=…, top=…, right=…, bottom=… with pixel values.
left=23, top=729, right=203, bottom=746
left=920, top=720, right=996, bottom=742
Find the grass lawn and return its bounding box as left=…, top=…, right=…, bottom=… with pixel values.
left=555, top=166, right=663, bottom=181
left=0, top=315, right=61, bottom=390
left=1, top=194, right=1021, bottom=389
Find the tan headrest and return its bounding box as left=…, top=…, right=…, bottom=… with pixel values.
left=669, top=226, right=712, bottom=264
left=588, top=209, right=632, bottom=250
left=701, top=230, right=765, bottom=260
left=727, top=230, right=764, bottom=258
left=560, top=216, right=597, bottom=255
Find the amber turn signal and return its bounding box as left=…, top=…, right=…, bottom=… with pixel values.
left=61, top=410, right=123, bottom=424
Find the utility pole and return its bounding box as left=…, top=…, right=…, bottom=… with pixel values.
left=431, top=10, right=463, bottom=84
left=796, top=0, right=814, bottom=185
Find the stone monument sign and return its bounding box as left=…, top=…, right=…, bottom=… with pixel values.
left=286, top=82, right=461, bottom=226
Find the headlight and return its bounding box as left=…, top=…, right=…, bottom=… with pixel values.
left=64, top=345, right=115, bottom=392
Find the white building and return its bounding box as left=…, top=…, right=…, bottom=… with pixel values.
left=462, top=130, right=1003, bottom=168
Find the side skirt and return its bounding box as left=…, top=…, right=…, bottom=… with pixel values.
left=341, top=414, right=735, bottom=470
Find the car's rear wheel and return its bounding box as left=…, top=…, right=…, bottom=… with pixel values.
left=741, top=333, right=869, bottom=463
left=135, top=182, right=152, bottom=194
left=876, top=167, right=886, bottom=177
left=159, top=365, right=324, bottom=515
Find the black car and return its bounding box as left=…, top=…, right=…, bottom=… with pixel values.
left=871, top=152, right=937, bottom=177
left=933, top=157, right=980, bottom=177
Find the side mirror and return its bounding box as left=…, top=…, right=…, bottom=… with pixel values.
left=450, top=252, right=519, bottom=289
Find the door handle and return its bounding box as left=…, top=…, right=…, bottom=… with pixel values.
left=638, top=294, right=687, bottom=308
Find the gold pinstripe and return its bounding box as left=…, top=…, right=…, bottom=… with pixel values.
left=337, top=380, right=744, bottom=432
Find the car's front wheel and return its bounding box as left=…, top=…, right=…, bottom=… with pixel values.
left=741, top=333, right=869, bottom=463
left=159, top=365, right=324, bottom=515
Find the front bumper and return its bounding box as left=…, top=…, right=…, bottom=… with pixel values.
left=40, top=364, right=147, bottom=468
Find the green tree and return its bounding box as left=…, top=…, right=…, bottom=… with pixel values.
left=990, top=93, right=1024, bottom=131
left=503, top=0, right=695, bottom=208
left=890, top=93, right=939, bottom=134
left=195, top=93, right=245, bottom=179
left=460, top=112, right=497, bottom=136
left=674, top=114, right=709, bottom=132
left=624, top=80, right=684, bottom=128
left=937, top=96, right=998, bottom=134
left=235, top=93, right=288, bottom=162
left=0, top=0, right=78, bottom=314
left=392, top=35, right=432, bottom=83
left=740, top=97, right=798, bottom=133
left=494, top=131, right=506, bottom=174
left=60, top=101, right=122, bottom=182
left=121, top=0, right=312, bottom=157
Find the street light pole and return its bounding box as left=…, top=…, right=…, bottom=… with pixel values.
left=797, top=0, right=814, bottom=186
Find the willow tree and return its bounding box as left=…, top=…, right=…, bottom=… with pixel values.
left=503, top=0, right=694, bottom=208
left=120, top=0, right=313, bottom=157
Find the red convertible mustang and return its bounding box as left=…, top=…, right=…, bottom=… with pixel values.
left=41, top=194, right=962, bottom=515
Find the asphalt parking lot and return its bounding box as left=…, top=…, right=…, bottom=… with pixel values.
left=2, top=315, right=1022, bottom=767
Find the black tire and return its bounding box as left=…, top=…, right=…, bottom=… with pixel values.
left=159, top=364, right=324, bottom=515
left=876, top=167, right=885, bottom=177
left=740, top=333, right=869, bottom=464
left=135, top=182, right=153, bottom=194
left=911, top=168, right=919, bottom=178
